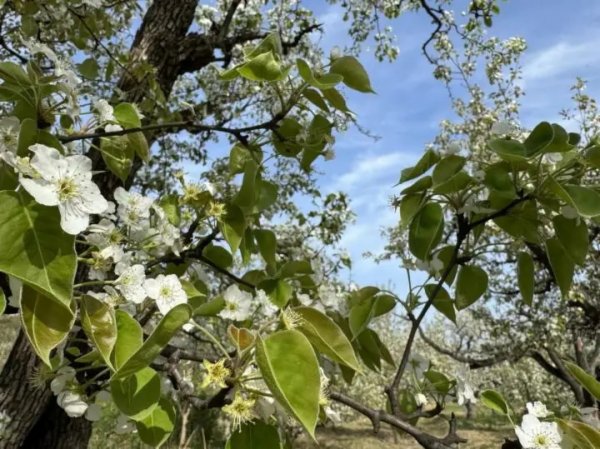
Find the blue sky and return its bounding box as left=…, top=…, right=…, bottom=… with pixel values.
left=301, top=0, right=600, bottom=293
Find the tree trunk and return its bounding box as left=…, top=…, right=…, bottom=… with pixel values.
left=0, top=0, right=235, bottom=447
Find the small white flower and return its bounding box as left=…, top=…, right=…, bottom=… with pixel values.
left=255, top=289, right=277, bottom=315
left=50, top=366, right=76, bottom=395
left=104, top=123, right=123, bottom=132
left=515, top=414, right=562, bottom=449
left=318, top=285, right=341, bottom=311
left=0, top=116, right=20, bottom=158
left=19, top=145, right=108, bottom=234
left=116, top=264, right=146, bottom=304
left=113, top=187, right=153, bottom=229
left=219, top=284, right=253, bottom=321
left=444, top=141, right=462, bottom=155
left=414, top=393, right=427, bottom=407
left=94, top=99, right=115, bottom=123
left=144, top=274, right=187, bottom=315
left=527, top=401, right=550, bottom=418
left=297, top=293, right=313, bottom=306
left=57, top=391, right=88, bottom=418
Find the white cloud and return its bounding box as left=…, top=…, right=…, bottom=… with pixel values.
left=522, top=40, right=600, bottom=82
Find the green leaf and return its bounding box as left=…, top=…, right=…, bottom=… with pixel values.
left=432, top=155, right=466, bottom=185
left=21, top=285, right=74, bottom=367
left=225, top=421, right=281, bottom=449
left=329, top=56, right=374, bottom=93
left=543, top=123, right=573, bottom=153
left=111, top=367, right=161, bottom=421
left=493, top=200, right=540, bottom=243
left=350, top=293, right=395, bottom=338
left=115, top=304, right=192, bottom=378
left=127, top=131, right=150, bottom=162
left=0, top=191, right=76, bottom=306
left=553, top=215, right=588, bottom=265
left=484, top=162, right=514, bottom=194
left=303, top=88, right=330, bottom=112
left=297, top=59, right=343, bottom=90
left=136, top=397, right=176, bottom=448
left=202, top=244, right=233, bottom=269
left=295, top=306, right=361, bottom=371
left=408, top=203, right=444, bottom=260
left=488, top=138, right=530, bottom=161
left=219, top=204, right=246, bottom=254
left=425, top=284, right=456, bottom=323
left=565, top=362, right=600, bottom=400
left=561, top=185, right=600, bottom=218
left=432, top=171, right=472, bottom=194
left=455, top=265, right=488, bottom=310
left=113, top=103, right=142, bottom=128
left=322, top=87, right=350, bottom=112
left=401, top=175, right=432, bottom=195
left=399, top=149, right=439, bottom=184
left=558, top=419, right=600, bottom=449
left=523, top=121, right=554, bottom=155
left=193, top=297, right=225, bottom=317
left=546, top=237, right=574, bottom=297
left=238, top=52, right=286, bottom=82
left=424, top=370, right=454, bottom=395
left=256, top=330, right=320, bottom=437
left=111, top=310, right=143, bottom=370
left=255, top=229, right=277, bottom=269
left=480, top=389, right=510, bottom=415
left=0, top=62, right=30, bottom=85
left=158, top=195, right=180, bottom=227
left=258, top=278, right=292, bottom=308
left=77, top=58, right=100, bottom=79
left=400, top=193, right=424, bottom=227
left=234, top=160, right=259, bottom=209
left=0, top=289, right=5, bottom=315
left=81, top=295, right=117, bottom=370
left=17, top=118, right=37, bottom=156
left=517, top=252, right=534, bottom=306
left=100, top=136, right=134, bottom=182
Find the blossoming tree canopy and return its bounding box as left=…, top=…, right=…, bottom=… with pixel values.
left=0, top=1, right=599, bottom=449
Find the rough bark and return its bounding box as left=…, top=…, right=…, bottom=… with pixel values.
left=0, top=1, right=202, bottom=448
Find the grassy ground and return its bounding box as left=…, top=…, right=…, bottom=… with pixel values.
left=296, top=413, right=512, bottom=449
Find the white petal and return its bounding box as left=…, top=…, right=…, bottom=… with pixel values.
left=29, top=144, right=62, bottom=179
left=59, top=202, right=89, bottom=234
left=20, top=178, right=59, bottom=206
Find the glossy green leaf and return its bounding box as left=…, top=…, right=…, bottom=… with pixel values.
left=553, top=215, right=588, bottom=265
left=425, top=284, right=456, bottom=323
left=136, top=397, right=176, bottom=448
left=115, top=304, right=192, bottom=378
left=81, top=295, right=117, bottom=369
left=256, top=330, right=320, bottom=437
left=349, top=293, right=395, bottom=338
left=158, top=195, right=180, bottom=227
left=77, top=58, right=99, bottom=79
left=258, top=278, right=292, bottom=308
left=329, top=56, right=374, bottom=93
left=558, top=419, right=600, bottom=449
left=17, top=118, right=37, bottom=156
left=484, top=162, right=514, bottom=194
left=0, top=289, right=5, bottom=315
left=455, top=265, right=488, bottom=310
left=193, top=297, right=225, bottom=317
left=255, top=229, right=277, bottom=269
left=322, top=87, right=350, bottom=112
left=523, top=121, right=554, bottom=155
left=401, top=176, right=432, bottom=195
left=0, top=191, right=76, bottom=306
left=400, top=193, right=424, bottom=227
left=480, top=389, right=510, bottom=415
left=432, top=171, right=472, bottom=194
left=202, top=244, right=233, bottom=269
left=432, top=155, right=465, bottom=185
left=517, top=252, right=534, bottom=306
left=561, top=185, right=600, bottom=218
left=488, top=138, right=530, bottom=161
left=111, top=367, right=161, bottom=421
left=399, top=149, right=440, bottom=184
left=297, top=59, right=342, bottom=90
left=0, top=62, right=30, bottom=85
left=565, top=362, right=600, bottom=400
left=114, top=103, right=142, bottom=128
left=112, top=310, right=143, bottom=370
left=100, top=135, right=134, bottom=182
left=424, top=370, right=454, bottom=395
left=543, top=123, right=573, bottom=153
left=408, top=203, right=444, bottom=260
left=546, top=237, right=574, bottom=297
left=21, top=285, right=74, bottom=367
left=225, top=421, right=281, bottom=449
left=303, top=88, right=330, bottom=112
left=219, top=204, right=246, bottom=254
left=238, top=51, right=286, bottom=82
left=296, top=306, right=361, bottom=371
left=493, top=200, right=540, bottom=243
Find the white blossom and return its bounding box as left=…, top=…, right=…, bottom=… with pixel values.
left=113, top=187, right=153, bottom=229
left=57, top=391, right=88, bottom=418
left=19, top=145, right=108, bottom=234
left=526, top=401, right=550, bottom=418
left=116, top=264, right=147, bottom=304
left=491, top=120, right=515, bottom=135
left=50, top=366, right=76, bottom=395
left=297, top=293, right=313, bottom=306
left=415, top=393, right=428, bottom=407
left=255, top=289, right=277, bottom=316
left=0, top=116, right=20, bottom=158
left=84, top=403, right=102, bottom=422
left=144, top=274, right=187, bottom=315
left=219, top=284, right=253, bottom=321
left=515, top=414, right=562, bottom=449
left=94, top=99, right=115, bottom=123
